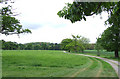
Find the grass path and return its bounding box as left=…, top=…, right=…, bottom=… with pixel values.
left=75, top=53, right=120, bottom=78
left=64, top=51, right=119, bottom=77
left=95, top=59, right=103, bottom=77
left=64, top=57, right=115, bottom=77
left=75, top=58, right=102, bottom=77
left=69, top=57, right=94, bottom=77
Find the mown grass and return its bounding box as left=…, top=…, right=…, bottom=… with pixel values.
left=2, top=50, right=118, bottom=77
left=79, top=50, right=120, bottom=62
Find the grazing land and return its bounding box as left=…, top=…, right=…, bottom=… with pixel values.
left=2, top=50, right=118, bottom=77
left=77, top=50, right=120, bottom=62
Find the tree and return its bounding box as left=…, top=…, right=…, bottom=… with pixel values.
left=97, top=26, right=120, bottom=58
left=71, top=35, right=81, bottom=52
left=61, top=38, right=73, bottom=52
left=18, top=44, right=25, bottom=50
left=61, top=35, right=90, bottom=53
left=2, top=41, right=18, bottom=50
left=57, top=2, right=120, bottom=57
left=78, top=37, right=90, bottom=52
left=87, top=43, right=95, bottom=50
left=54, top=43, right=61, bottom=50
left=34, top=44, right=41, bottom=50
left=0, top=1, right=31, bottom=35
left=57, top=2, right=116, bottom=23
left=25, top=43, right=33, bottom=50
left=95, top=38, right=103, bottom=56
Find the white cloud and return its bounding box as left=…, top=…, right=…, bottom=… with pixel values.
left=1, top=0, right=108, bottom=44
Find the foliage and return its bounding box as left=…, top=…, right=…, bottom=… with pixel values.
left=18, top=44, right=25, bottom=50
left=97, top=26, right=120, bottom=57
left=61, top=38, right=73, bottom=51
left=25, top=43, right=33, bottom=50
left=2, top=40, right=18, bottom=50
left=1, top=40, right=61, bottom=50
left=61, top=35, right=90, bottom=52
left=87, top=43, right=95, bottom=50
left=0, top=1, right=31, bottom=35
left=78, top=37, right=90, bottom=52
left=95, top=38, right=103, bottom=56
left=34, top=44, right=41, bottom=50
left=57, top=2, right=116, bottom=23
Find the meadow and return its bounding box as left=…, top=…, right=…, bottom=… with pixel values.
left=2, top=50, right=118, bottom=77
left=83, top=50, right=120, bottom=61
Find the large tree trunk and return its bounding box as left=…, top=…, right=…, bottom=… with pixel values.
left=114, top=33, right=119, bottom=58
left=115, top=50, right=119, bottom=58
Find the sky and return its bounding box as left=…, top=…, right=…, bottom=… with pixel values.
left=0, top=0, right=109, bottom=44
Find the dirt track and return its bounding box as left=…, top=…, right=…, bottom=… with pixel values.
left=76, top=54, right=120, bottom=78
left=63, top=51, right=120, bottom=78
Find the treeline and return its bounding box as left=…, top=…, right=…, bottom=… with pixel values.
left=0, top=39, right=95, bottom=50
left=1, top=40, right=61, bottom=50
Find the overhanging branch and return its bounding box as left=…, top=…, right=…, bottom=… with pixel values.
left=87, top=2, right=102, bottom=16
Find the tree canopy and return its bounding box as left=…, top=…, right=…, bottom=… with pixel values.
left=1, top=40, right=61, bottom=50
left=0, top=0, right=31, bottom=35
left=61, top=35, right=90, bottom=52
left=57, top=2, right=117, bottom=23
left=97, top=25, right=120, bottom=57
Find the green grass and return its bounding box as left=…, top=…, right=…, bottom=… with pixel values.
left=2, top=50, right=118, bottom=77
left=0, top=50, right=2, bottom=78
left=79, top=50, right=120, bottom=61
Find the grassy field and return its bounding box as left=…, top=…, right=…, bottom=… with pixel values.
left=2, top=50, right=118, bottom=77
left=75, top=50, right=120, bottom=62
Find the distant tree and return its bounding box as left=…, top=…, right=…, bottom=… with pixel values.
left=95, top=38, right=103, bottom=56
left=34, top=44, right=41, bottom=50
left=87, top=43, right=95, bottom=50
left=78, top=37, right=90, bottom=52
left=2, top=41, right=18, bottom=50
left=54, top=43, right=60, bottom=50
left=49, top=43, right=54, bottom=50
left=1, top=40, right=5, bottom=49
left=61, top=35, right=90, bottom=52
left=1, top=40, right=61, bottom=50
left=71, top=35, right=81, bottom=52
left=18, top=44, right=25, bottom=50
left=40, top=42, right=48, bottom=50
left=61, top=38, right=73, bottom=52
left=25, top=43, right=33, bottom=50
left=71, top=35, right=90, bottom=53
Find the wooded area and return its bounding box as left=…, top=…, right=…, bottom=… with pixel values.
left=1, top=40, right=61, bottom=50
left=0, top=39, right=95, bottom=51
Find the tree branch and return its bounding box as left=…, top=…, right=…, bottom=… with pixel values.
left=87, top=2, right=102, bottom=16
left=0, top=31, right=20, bottom=35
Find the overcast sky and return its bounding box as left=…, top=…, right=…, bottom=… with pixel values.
left=0, top=0, right=109, bottom=44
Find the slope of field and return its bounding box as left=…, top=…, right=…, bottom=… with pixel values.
left=2, top=50, right=118, bottom=77
left=83, top=50, right=120, bottom=61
